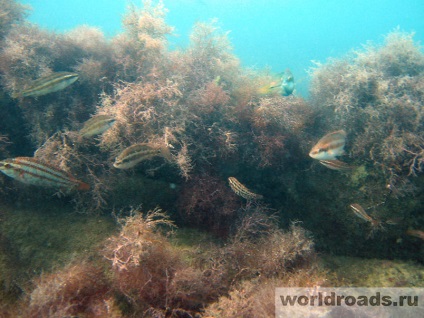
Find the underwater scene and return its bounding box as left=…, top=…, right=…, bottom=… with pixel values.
left=0, top=0, right=424, bottom=317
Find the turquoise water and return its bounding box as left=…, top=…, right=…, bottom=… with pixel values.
left=22, top=0, right=424, bottom=96
left=1, top=1, right=424, bottom=315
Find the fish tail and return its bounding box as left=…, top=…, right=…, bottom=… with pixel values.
left=257, top=85, right=272, bottom=95
left=77, top=181, right=90, bottom=191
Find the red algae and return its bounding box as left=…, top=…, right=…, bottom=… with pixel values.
left=0, top=1, right=423, bottom=317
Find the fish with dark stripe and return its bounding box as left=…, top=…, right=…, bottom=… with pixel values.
left=0, top=157, right=89, bottom=190
left=228, top=177, right=263, bottom=200
left=79, top=115, right=116, bottom=138
left=309, top=130, right=354, bottom=171
left=113, top=143, right=172, bottom=169
left=12, top=72, right=78, bottom=98
left=309, top=130, right=346, bottom=160
left=319, top=159, right=354, bottom=171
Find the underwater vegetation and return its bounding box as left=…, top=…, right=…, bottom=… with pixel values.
left=0, top=0, right=423, bottom=316
left=307, top=30, right=424, bottom=256
left=0, top=0, right=26, bottom=40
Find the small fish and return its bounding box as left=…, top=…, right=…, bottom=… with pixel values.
left=113, top=143, right=172, bottom=169
left=228, top=177, right=263, bottom=200
left=258, top=69, right=295, bottom=96
left=0, top=157, right=89, bottom=190
left=384, top=218, right=401, bottom=225
left=79, top=115, right=116, bottom=138
left=13, top=72, right=78, bottom=98
left=319, top=159, right=354, bottom=171
left=349, top=203, right=374, bottom=223
left=309, top=130, right=346, bottom=160
left=406, top=229, right=424, bottom=240
left=279, top=69, right=295, bottom=96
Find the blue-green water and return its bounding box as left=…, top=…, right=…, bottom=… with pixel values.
left=1, top=1, right=424, bottom=316
left=22, top=0, right=424, bottom=96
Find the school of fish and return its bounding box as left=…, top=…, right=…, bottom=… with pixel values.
left=0, top=71, right=420, bottom=239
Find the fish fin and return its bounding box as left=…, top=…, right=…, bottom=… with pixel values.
left=319, top=159, right=354, bottom=171
left=257, top=85, right=272, bottom=95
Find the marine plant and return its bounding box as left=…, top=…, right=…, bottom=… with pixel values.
left=306, top=30, right=424, bottom=257
left=310, top=30, right=424, bottom=183
left=176, top=173, right=240, bottom=236
left=0, top=0, right=26, bottom=40
left=100, top=205, right=317, bottom=316
left=221, top=217, right=315, bottom=280
left=1, top=2, right=423, bottom=316
left=32, top=131, right=112, bottom=212
left=112, top=0, right=173, bottom=81
left=23, top=262, right=112, bottom=318
left=0, top=22, right=117, bottom=147
left=204, top=269, right=328, bottom=318
left=102, top=207, right=182, bottom=312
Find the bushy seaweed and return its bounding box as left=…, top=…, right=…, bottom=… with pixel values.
left=0, top=1, right=423, bottom=317
left=310, top=30, right=424, bottom=180
left=302, top=30, right=424, bottom=260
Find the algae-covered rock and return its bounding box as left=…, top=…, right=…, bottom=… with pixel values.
left=0, top=202, right=116, bottom=289
left=324, top=255, right=424, bottom=287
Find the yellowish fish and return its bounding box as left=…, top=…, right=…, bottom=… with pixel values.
left=258, top=80, right=280, bottom=95
left=79, top=115, right=116, bottom=138
left=309, top=130, right=346, bottom=160
left=228, top=177, right=263, bottom=200
left=0, top=157, right=89, bottom=190
left=113, top=143, right=172, bottom=169
left=12, top=72, right=79, bottom=98
left=259, top=69, right=295, bottom=96
left=276, top=69, right=295, bottom=96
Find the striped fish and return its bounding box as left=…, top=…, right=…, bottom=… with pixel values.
left=319, top=159, right=354, bottom=171
left=79, top=115, right=116, bottom=138
left=406, top=229, right=424, bottom=240
left=0, top=157, right=89, bottom=190
left=309, top=130, right=346, bottom=160
left=228, top=177, right=263, bottom=200
left=113, top=143, right=172, bottom=169
left=349, top=203, right=373, bottom=223
left=13, top=72, right=78, bottom=98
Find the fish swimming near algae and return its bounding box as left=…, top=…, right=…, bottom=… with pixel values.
left=278, top=68, right=295, bottom=96
left=309, top=130, right=346, bottom=160
left=79, top=115, right=116, bottom=138
left=318, top=159, right=354, bottom=171
left=228, top=177, right=263, bottom=200
left=0, top=157, right=90, bottom=190
left=113, top=143, right=173, bottom=169
left=309, top=130, right=353, bottom=171
left=258, top=68, right=295, bottom=96
left=12, top=72, right=79, bottom=98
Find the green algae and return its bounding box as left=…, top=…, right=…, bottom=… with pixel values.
left=349, top=165, right=368, bottom=188
left=169, top=227, right=223, bottom=265
left=0, top=201, right=116, bottom=299
left=323, top=255, right=424, bottom=287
